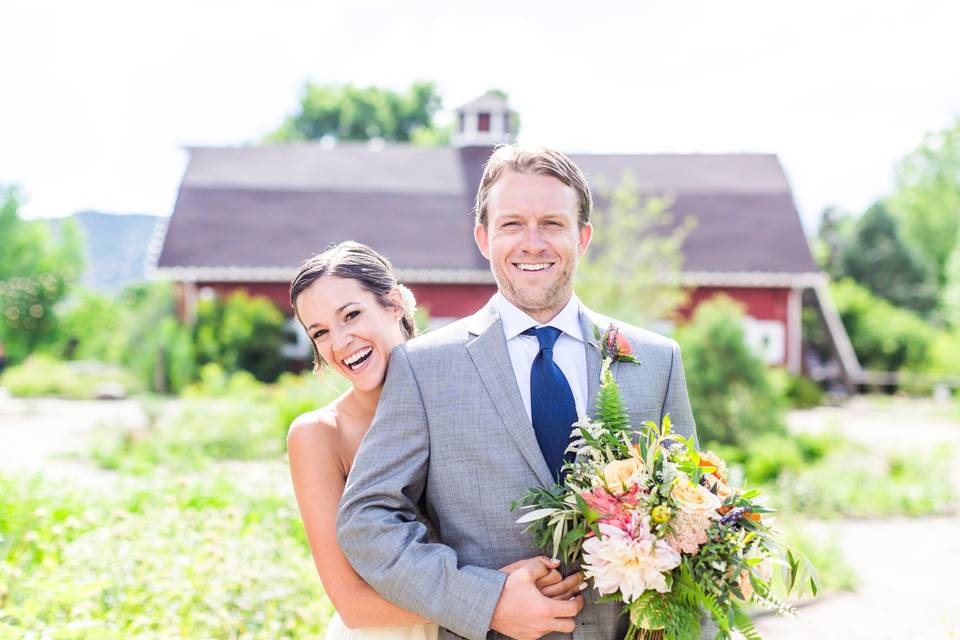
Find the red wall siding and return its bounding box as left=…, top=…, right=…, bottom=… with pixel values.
left=198, top=282, right=293, bottom=312
left=191, top=281, right=496, bottom=320
left=407, top=283, right=497, bottom=318
left=680, top=286, right=792, bottom=366
left=680, top=286, right=789, bottom=323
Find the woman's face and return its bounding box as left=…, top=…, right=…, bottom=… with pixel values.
left=296, top=276, right=406, bottom=392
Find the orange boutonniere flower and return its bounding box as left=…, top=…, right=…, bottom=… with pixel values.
left=595, top=324, right=640, bottom=365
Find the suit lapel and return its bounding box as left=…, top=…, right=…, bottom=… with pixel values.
left=579, top=307, right=604, bottom=418
left=465, top=302, right=554, bottom=488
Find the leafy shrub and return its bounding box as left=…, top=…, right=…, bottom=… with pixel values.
left=764, top=443, right=955, bottom=517
left=0, top=472, right=333, bottom=639
left=0, top=354, right=137, bottom=399
left=768, top=368, right=824, bottom=409
left=711, top=431, right=834, bottom=485
left=195, top=291, right=291, bottom=383
left=677, top=296, right=786, bottom=447
left=830, top=278, right=936, bottom=372
left=93, top=369, right=347, bottom=472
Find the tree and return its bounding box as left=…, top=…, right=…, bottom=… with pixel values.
left=836, top=201, right=938, bottom=314
left=812, top=205, right=855, bottom=280
left=943, top=226, right=960, bottom=327
left=266, top=81, right=448, bottom=144
left=889, top=117, right=960, bottom=289
left=575, top=173, right=694, bottom=327
left=0, top=186, right=84, bottom=363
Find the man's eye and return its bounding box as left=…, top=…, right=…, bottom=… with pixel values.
left=502, top=221, right=520, bottom=227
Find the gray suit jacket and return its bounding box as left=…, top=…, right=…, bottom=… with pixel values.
left=337, top=299, right=707, bottom=640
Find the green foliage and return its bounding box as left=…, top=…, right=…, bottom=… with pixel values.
left=764, top=442, right=955, bottom=517
left=195, top=290, right=290, bottom=383
left=0, top=186, right=85, bottom=363
left=889, top=116, right=960, bottom=290
left=0, top=472, right=333, bottom=639
left=576, top=174, right=693, bottom=326
left=830, top=278, right=936, bottom=372
left=776, top=521, right=858, bottom=593
left=836, top=201, right=938, bottom=314
left=944, top=226, right=960, bottom=327
left=267, top=81, right=445, bottom=144
left=676, top=297, right=786, bottom=447
left=92, top=368, right=347, bottom=473
left=712, top=430, right=832, bottom=485
left=926, top=329, right=960, bottom=379
left=0, top=354, right=137, bottom=399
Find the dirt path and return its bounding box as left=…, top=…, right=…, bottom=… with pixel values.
left=745, top=397, right=960, bottom=639
left=747, top=516, right=960, bottom=639
left=0, top=393, right=147, bottom=487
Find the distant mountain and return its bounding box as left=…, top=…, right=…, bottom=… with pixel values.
left=49, top=211, right=163, bottom=294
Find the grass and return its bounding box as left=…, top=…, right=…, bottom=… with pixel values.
left=0, top=471, right=333, bottom=639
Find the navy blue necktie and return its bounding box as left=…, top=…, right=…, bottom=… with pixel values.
left=524, top=326, right=578, bottom=481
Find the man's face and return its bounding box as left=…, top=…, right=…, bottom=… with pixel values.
left=475, top=170, right=592, bottom=323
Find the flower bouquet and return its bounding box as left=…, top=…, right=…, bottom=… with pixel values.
left=511, top=334, right=818, bottom=640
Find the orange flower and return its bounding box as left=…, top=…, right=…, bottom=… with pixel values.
left=614, top=331, right=633, bottom=358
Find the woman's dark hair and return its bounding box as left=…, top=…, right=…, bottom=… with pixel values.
left=290, top=241, right=416, bottom=373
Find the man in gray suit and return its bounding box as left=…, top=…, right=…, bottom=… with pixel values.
left=338, top=146, right=701, bottom=639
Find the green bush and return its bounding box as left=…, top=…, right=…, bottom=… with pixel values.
left=831, top=278, right=936, bottom=372
left=711, top=431, right=833, bottom=485
left=768, top=368, right=824, bottom=409
left=0, top=354, right=137, bottom=399
left=195, top=291, right=291, bottom=383
left=93, top=369, right=347, bottom=473
left=0, top=472, right=333, bottom=639
left=763, top=443, right=955, bottom=517
left=677, top=296, right=786, bottom=447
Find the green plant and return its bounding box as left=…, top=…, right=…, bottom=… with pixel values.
left=677, top=297, right=786, bottom=447
left=830, top=278, right=936, bottom=373
left=768, top=368, right=824, bottom=409
left=0, top=354, right=137, bottom=399
left=195, top=291, right=291, bottom=383
left=0, top=472, right=334, bottom=639
left=763, top=443, right=955, bottom=517
left=92, top=370, right=347, bottom=473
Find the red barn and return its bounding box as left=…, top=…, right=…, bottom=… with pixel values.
left=154, top=94, right=859, bottom=384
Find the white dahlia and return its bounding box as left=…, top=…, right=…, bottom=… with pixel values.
left=582, top=514, right=682, bottom=602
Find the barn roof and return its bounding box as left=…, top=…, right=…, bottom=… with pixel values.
left=156, top=143, right=817, bottom=285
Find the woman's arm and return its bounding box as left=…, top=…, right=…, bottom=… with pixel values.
left=288, top=413, right=431, bottom=629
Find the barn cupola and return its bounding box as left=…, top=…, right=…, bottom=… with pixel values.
left=452, top=91, right=517, bottom=148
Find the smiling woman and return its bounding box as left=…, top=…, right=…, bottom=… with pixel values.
left=284, top=241, right=580, bottom=639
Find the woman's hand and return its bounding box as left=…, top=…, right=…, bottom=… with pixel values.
left=499, top=556, right=586, bottom=600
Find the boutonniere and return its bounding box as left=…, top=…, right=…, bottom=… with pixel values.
left=594, top=324, right=640, bottom=380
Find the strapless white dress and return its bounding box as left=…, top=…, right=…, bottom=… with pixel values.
left=324, top=613, right=438, bottom=640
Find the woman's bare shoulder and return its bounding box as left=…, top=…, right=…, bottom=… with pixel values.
left=287, top=402, right=344, bottom=466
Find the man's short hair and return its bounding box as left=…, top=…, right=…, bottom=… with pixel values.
left=474, top=145, right=593, bottom=228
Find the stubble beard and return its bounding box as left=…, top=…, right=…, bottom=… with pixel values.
left=493, top=260, right=576, bottom=320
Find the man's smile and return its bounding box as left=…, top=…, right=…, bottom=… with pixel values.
left=513, top=262, right=555, bottom=272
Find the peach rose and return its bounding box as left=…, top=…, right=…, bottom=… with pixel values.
left=603, top=458, right=646, bottom=493
left=671, top=478, right=722, bottom=516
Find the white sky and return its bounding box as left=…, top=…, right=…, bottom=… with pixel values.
left=2, top=0, right=958, bottom=231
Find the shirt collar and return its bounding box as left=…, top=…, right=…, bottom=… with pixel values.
left=493, top=292, right=585, bottom=342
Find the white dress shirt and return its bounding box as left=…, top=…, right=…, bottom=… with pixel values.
left=492, top=292, right=589, bottom=422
